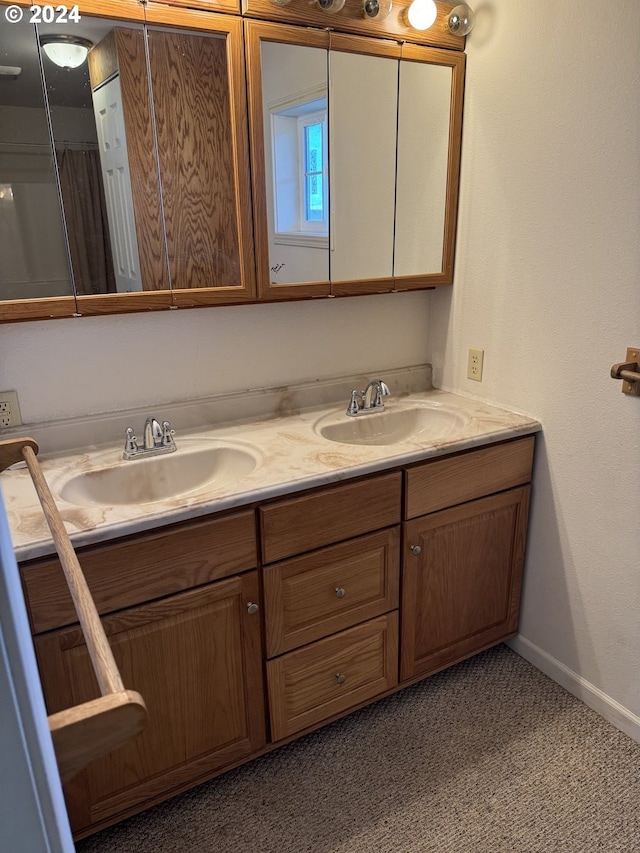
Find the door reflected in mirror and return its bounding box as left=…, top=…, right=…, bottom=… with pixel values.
left=38, top=17, right=168, bottom=297
left=260, top=40, right=329, bottom=286
left=0, top=18, right=73, bottom=302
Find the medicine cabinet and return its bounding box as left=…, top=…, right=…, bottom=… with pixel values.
left=0, top=0, right=464, bottom=321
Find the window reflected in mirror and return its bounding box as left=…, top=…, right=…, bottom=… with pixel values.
left=0, top=18, right=73, bottom=302
left=270, top=89, right=328, bottom=243
left=260, top=41, right=329, bottom=285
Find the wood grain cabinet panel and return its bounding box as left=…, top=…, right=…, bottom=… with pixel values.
left=22, top=510, right=257, bottom=634
left=405, top=436, right=534, bottom=519
left=35, top=572, right=265, bottom=833
left=148, top=0, right=240, bottom=13
left=267, top=613, right=398, bottom=741
left=401, top=486, right=531, bottom=682
left=144, top=11, right=255, bottom=304
left=260, top=472, right=402, bottom=563
left=264, top=527, right=400, bottom=657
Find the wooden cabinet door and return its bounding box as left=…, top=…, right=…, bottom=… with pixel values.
left=35, top=572, right=265, bottom=833
left=143, top=7, right=256, bottom=305
left=401, top=486, right=531, bottom=682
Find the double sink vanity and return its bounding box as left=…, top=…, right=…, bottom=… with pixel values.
left=1, top=368, right=540, bottom=838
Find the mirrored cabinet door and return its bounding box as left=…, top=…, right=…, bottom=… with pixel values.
left=329, top=38, right=399, bottom=295
left=0, top=16, right=75, bottom=321
left=246, top=22, right=331, bottom=301
left=37, top=13, right=171, bottom=315
left=394, top=44, right=465, bottom=288
left=144, top=7, right=256, bottom=306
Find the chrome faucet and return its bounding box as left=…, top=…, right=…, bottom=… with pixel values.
left=123, top=417, right=176, bottom=460
left=346, top=379, right=390, bottom=417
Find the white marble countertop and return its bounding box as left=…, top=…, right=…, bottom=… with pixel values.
left=1, top=388, right=540, bottom=562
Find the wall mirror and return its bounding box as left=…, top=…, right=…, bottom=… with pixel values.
left=38, top=16, right=169, bottom=309
left=328, top=39, right=399, bottom=292
left=247, top=22, right=465, bottom=300
left=0, top=17, right=74, bottom=311
left=260, top=39, right=329, bottom=288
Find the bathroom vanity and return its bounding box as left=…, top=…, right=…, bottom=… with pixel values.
left=2, top=379, right=540, bottom=838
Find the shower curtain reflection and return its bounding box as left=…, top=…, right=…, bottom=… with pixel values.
left=56, top=145, right=116, bottom=296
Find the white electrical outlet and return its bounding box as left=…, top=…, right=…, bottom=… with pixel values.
left=467, top=348, right=484, bottom=381
left=0, top=391, right=22, bottom=428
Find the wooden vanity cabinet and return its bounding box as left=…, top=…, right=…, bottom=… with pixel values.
left=35, top=573, right=265, bottom=833
left=260, top=473, right=402, bottom=740
left=400, top=437, right=534, bottom=681
left=22, top=510, right=265, bottom=836
left=19, top=436, right=536, bottom=837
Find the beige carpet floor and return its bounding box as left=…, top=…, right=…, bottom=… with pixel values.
left=76, top=645, right=640, bottom=853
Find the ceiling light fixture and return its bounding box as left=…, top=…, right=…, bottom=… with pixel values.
left=406, top=0, right=437, bottom=31
left=39, top=35, right=93, bottom=70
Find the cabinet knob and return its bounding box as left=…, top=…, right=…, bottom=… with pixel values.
left=247, top=602, right=259, bottom=615
left=335, top=587, right=346, bottom=599
left=335, top=672, right=347, bottom=685
left=410, top=544, right=422, bottom=556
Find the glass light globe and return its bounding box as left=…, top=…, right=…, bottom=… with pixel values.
left=363, top=0, right=393, bottom=19
left=448, top=4, right=475, bottom=36
left=40, top=37, right=92, bottom=69
left=316, top=0, right=347, bottom=12
left=406, top=0, right=437, bottom=31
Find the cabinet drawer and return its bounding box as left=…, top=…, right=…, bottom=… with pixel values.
left=22, top=510, right=257, bottom=634
left=260, top=472, right=402, bottom=563
left=267, top=613, right=398, bottom=741
left=405, top=436, right=535, bottom=519
left=264, top=527, right=400, bottom=657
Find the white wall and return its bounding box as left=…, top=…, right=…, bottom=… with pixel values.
left=429, top=0, right=640, bottom=730
left=0, top=292, right=431, bottom=424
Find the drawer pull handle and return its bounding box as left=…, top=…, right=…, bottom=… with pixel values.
left=335, top=672, right=347, bottom=685
left=247, top=602, right=259, bottom=615
left=335, top=587, right=346, bottom=599
left=410, top=544, right=422, bottom=556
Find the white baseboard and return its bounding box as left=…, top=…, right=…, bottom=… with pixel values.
left=506, top=635, right=640, bottom=744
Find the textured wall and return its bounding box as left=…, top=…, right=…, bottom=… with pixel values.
left=429, top=0, right=640, bottom=723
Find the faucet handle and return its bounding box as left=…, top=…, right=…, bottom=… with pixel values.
left=346, top=390, right=361, bottom=417
left=123, top=427, right=139, bottom=459
left=161, top=421, right=176, bottom=448
left=376, top=380, right=391, bottom=406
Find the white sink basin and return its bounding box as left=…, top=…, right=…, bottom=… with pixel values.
left=59, top=440, right=261, bottom=507
left=314, top=403, right=468, bottom=446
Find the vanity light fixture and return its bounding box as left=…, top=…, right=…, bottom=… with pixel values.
left=362, top=0, right=393, bottom=19
left=39, top=35, right=93, bottom=70
left=315, top=0, right=347, bottom=12
left=406, top=0, right=437, bottom=31
left=447, top=3, right=475, bottom=35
